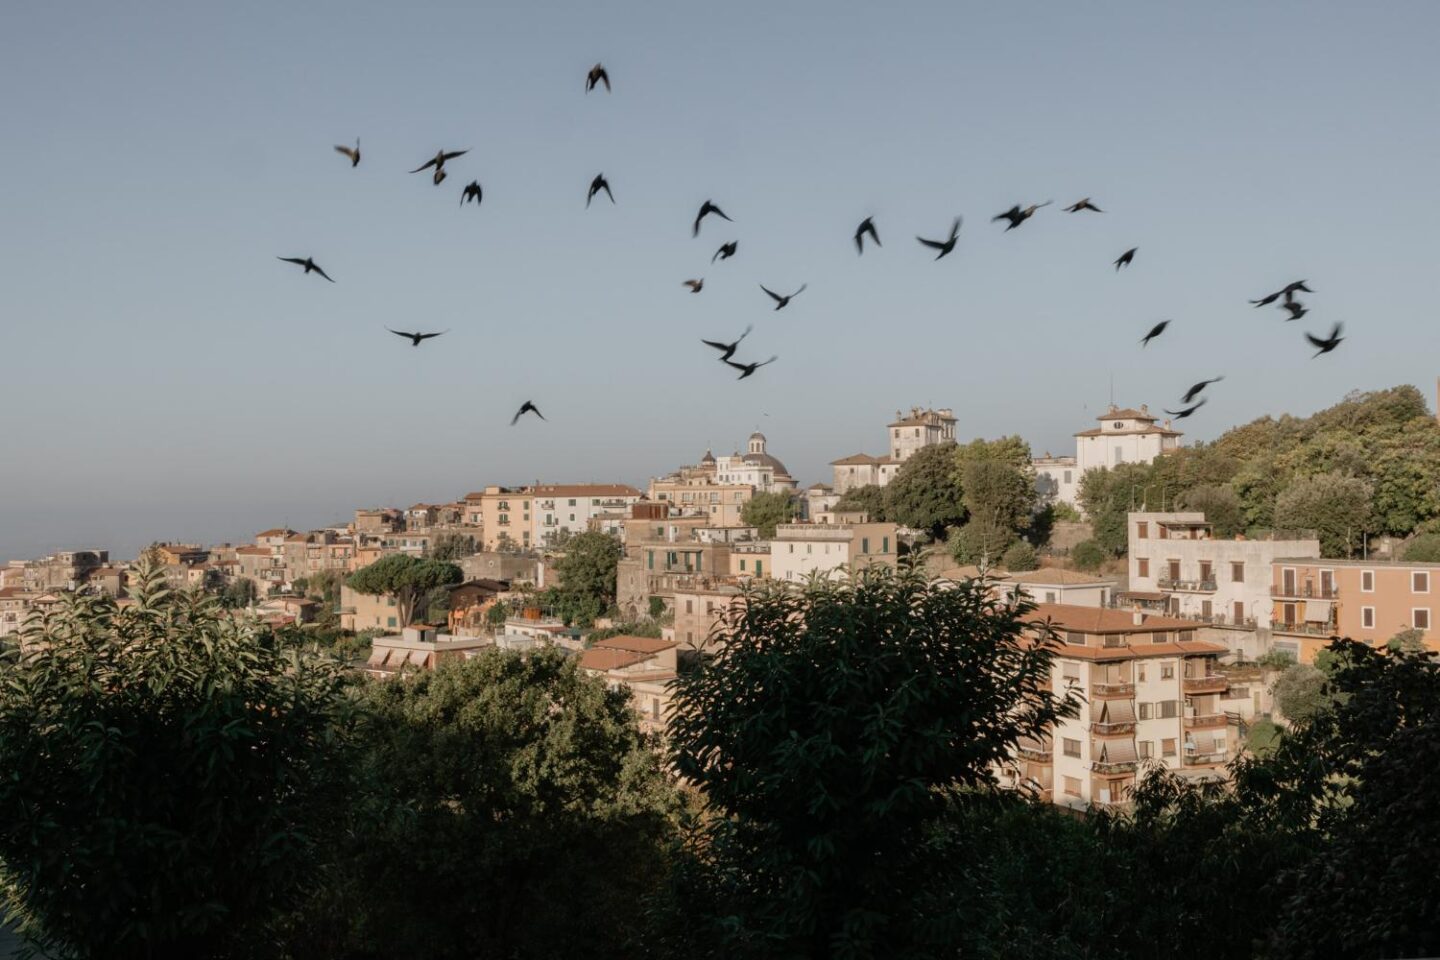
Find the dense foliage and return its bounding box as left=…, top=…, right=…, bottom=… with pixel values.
left=542, top=531, right=623, bottom=627
left=740, top=490, right=797, bottom=538
left=832, top=483, right=888, bottom=520
left=1000, top=540, right=1039, bottom=571
left=882, top=443, right=964, bottom=539
left=346, top=552, right=463, bottom=627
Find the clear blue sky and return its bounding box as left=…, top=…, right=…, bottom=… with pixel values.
left=4, top=0, right=1439, bottom=560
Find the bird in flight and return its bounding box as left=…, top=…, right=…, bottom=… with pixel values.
left=760, top=283, right=806, bottom=310
left=334, top=138, right=360, bottom=168
left=587, top=173, right=614, bottom=207
left=693, top=200, right=732, bottom=237
left=701, top=325, right=753, bottom=361
left=1250, top=281, right=1312, bottom=307
left=855, top=216, right=881, bottom=254
left=1165, top=398, right=1207, bottom=419
left=724, top=355, right=778, bottom=380
left=511, top=401, right=545, bottom=425
left=1065, top=198, right=1102, bottom=213
left=1140, top=320, right=1170, bottom=347
left=712, top=241, right=738, bottom=263
left=1282, top=300, right=1307, bottom=321
left=1181, top=376, right=1224, bottom=404
left=916, top=217, right=962, bottom=260
left=586, top=63, right=610, bottom=93
left=992, top=202, right=1052, bottom=230
left=683, top=279, right=704, bottom=293
left=460, top=181, right=483, bottom=207
left=387, top=328, right=448, bottom=347
left=1306, top=323, right=1344, bottom=358
left=410, top=149, right=468, bottom=186
left=277, top=257, right=335, bottom=282
left=1114, top=247, right=1137, bottom=271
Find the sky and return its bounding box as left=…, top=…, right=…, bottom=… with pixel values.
left=3, top=0, right=1439, bottom=561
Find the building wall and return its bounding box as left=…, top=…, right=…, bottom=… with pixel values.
left=1033, top=457, right=1079, bottom=508
left=647, top=479, right=752, bottom=525
left=340, top=585, right=401, bottom=633
left=769, top=522, right=898, bottom=583
left=1270, top=560, right=1440, bottom=653
left=529, top=485, right=642, bottom=548
left=478, top=488, right=533, bottom=551
left=672, top=585, right=742, bottom=651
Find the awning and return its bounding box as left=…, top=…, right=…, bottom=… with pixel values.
left=1101, top=699, right=1136, bottom=723
left=1098, top=739, right=1138, bottom=763
left=367, top=647, right=388, bottom=666
left=1304, top=599, right=1333, bottom=622
left=408, top=649, right=430, bottom=668
left=1186, top=734, right=1216, bottom=754
left=1016, top=735, right=1050, bottom=753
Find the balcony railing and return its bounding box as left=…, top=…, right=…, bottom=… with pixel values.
left=1091, top=760, right=1138, bottom=775
left=1183, top=674, right=1228, bottom=694
left=1158, top=577, right=1217, bottom=593
left=1091, top=682, right=1135, bottom=698
left=1272, top=621, right=1339, bottom=636
left=1016, top=745, right=1052, bottom=763
left=1183, top=751, right=1229, bottom=766
left=1184, top=713, right=1228, bottom=730
left=1090, top=721, right=1136, bottom=736
left=1271, top=584, right=1338, bottom=599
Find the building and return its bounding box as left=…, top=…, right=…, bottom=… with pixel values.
left=19, top=550, right=109, bottom=593
left=711, top=433, right=797, bottom=494
left=445, top=579, right=510, bottom=634
left=729, top=542, right=771, bottom=580
left=670, top=577, right=744, bottom=651
left=578, top=635, right=679, bottom=734
left=476, top=487, right=533, bottom=552
left=998, top=568, right=1117, bottom=607
left=1128, top=512, right=1321, bottom=628
left=1008, top=605, right=1237, bottom=811
left=0, top=587, right=36, bottom=638
left=530, top=484, right=643, bottom=548
left=339, top=584, right=401, bottom=632
left=1268, top=558, right=1440, bottom=661
left=362, top=624, right=492, bottom=678
left=801, top=483, right=840, bottom=520
left=1033, top=404, right=1183, bottom=509
left=769, top=522, right=899, bottom=583
left=1032, top=454, right=1079, bottom=509
left=830, top=406, right=956, bottom=494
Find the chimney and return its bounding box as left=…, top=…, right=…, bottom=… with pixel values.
left=1132, top=605, right=1144, bottom=627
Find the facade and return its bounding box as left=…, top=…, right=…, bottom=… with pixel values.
left=530, top=484, right=643, bottom=547
left=362, top=624, right=491, bottom=678
left=1268, top=558, right=1440, bottom=661
left=801, top=483, right=840, bottom=520
left=19, top=550, right=109, bottom=593
left=711, top=433, right=797, bottom=494
left=1032, top=454, right=1079, bottom=509
left=1034, top=404, right=1183, bottom=509
left=998, top=568, right=1116, bottom=607
left=670, top=578, right=744, bottom=651
left=476, top=487, right=534, bottom=552
left=830, top=406, right=956, bottom=493
left=729, top=542, right=771, bottom=580
left=340, top=584, right=402, bottom=632
left=0, top=587, right=36, bottom=638
left=647, top=477, right=752, bottom=525
left=1008, top=605, right=1236, bottom=811
left=577, top=635, right=679, bottom=734
left=768, top=522, right=899, bottom=583
left=1127, top=512, right=1321, bottom=628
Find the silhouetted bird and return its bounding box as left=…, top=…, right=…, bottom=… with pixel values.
left=1165, top=398, right=1207, bottom=419
left=692, top=200, right=732, bottom=237
left=1250, top=280, right=1313, bottom=307
left=1282, top=300, right=1307, bottom=321
left=1181, top=376, right=1224, bottom=403
left=916, top=217, right=962, bottom=260
left=587, top=173, right=614, bottom=207
left=724, top=355, right=778, bottom=380
left=701, top=325, right=753, bottom=361
left=1065, top=198, right=1102, bottom=213
left=683, top=279, right=704, bottom=293
left=1114, top=247, right=1137, bottom=270
left=586, top=63, right=610, bottom=93
left=992, top=202, right=1051, bottom=230
left=334, top=138, right=360, bottom=168
left=460, top=181, right=483, bottom=207
left=760, top=283, right=806, bottom=310
left=387, top=328, right=447, bottom=347
left=855, top=216, right=881, bottom=254
left=277, top=257, right=335, bottom=282
left=511, top=401, right=545, bottom=425
left=410, top=149, right=468, bottom=185
left=712, top=241, right=737, bottom=263
left=1140, top=320, right=1170, bottom=347
left=1306, top=323, right=1344, bottom=358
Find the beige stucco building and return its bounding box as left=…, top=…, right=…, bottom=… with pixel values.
left=831, top=406, right=956, bottom=494
left=768, top=522, right=899, bottom=583
left=1268, top=557, right=1440, bottom=662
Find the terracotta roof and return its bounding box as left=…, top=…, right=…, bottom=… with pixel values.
left=463, top=492, right=487, bottom=501
left=255, top=528, right=297, bottom=538
left=235, top=546, right=272, bottom=556
left=578, top=648, right=653, bottom=671
left=1096, top=407, right=1155, bottom=420
left=1031, top=603, right=1209, bottom=635
left=593, top=635, right=677, bottom=654
left=1003, top=568, right=1115, bottom=586
left=830, top=453, right=880, bottom=465
left=0, top=587, right=32, bottom=599
left=531, top=484, right=642, bottom=498
left=1074, top=426, right=1182, bottom=437
left=807, top=483, right=833, bottom=491
left=1036, top=638, right=1228, bottom=661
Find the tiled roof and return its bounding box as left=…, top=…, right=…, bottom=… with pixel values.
left=1097, top=408, right=1154, bottom=420
left=593, top=635, right=677, bottom=654
left=531, top=484, right=642, bottom=498
left=255, top=528, right=297, bottom=538
left=830, top=453, right=880, bottom=465
left=578, top=648, right=653, bottom=671
left=235, top=546, right=271, bottom=556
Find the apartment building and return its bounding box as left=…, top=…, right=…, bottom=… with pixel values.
left=670, top=576, right=744, bottom=651
left=476, top=487, right=533, bottom=551
left=1269, top=558, right=1440, bottom=661
left=729, top=542, right=771, bottom=580
left=1010, top=605, right=1236, bottom=811
left=530, top=483, right=643, bottom=547
left=340, top=584, right=401, bottom=632
left=999, top=568, right=1116, bottom=607
left=769, top=522, right=899, bottom=583
left=362, top=624, right=492, bottom=678
left=0, top=587, right=36, bottom=638
left=578, top=635, right=679, bottom=734
left=831, top=406, right=956, bottom=493
left=1128, top=512, right=1321, bottom=628
left=19, top=550, right=109, bottom=593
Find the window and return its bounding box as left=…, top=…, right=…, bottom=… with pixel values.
left=1138, top=741, right=1153, bottom=759
left=1415, top=608, right=1431, bottom=630
left=1199, top=561, right=1212, bottom=582
left=1137, top=522, right=1148, bottom=539
left=387, top=616, right=396, bottom=628
left=1115, top=446, right=1125, bottom=463
left=755, top=561, right=763, bottom=576
left=1064, top=631, right=1085, bottom=646
left=861, top=537, right=870, bottom=554
left=1137, top=558, right=1149, bottom=578
left=740, top=559, right=747, bottom=572
left=1138, top=702, right=1153, bottom=719
left=1061, top=661, right=1080, bottom=681
left=1361, top=570, right=1375, bottom=592
left=1062, top=738, right=1081, bottom=758
left=1361, top=606, right=1374, bottom=628
left=1158, top=700, right=1179, bottom=718
left=1045, top=591, right=1057, bottom=603
left=1231, top=561, right=1245, bottom=583
left=882, top=536, right=890, bottom=553
left=1063, top=470, right=1072, bottom=484
left=685, top=600, right=693, bottom=614
left=1414, top=571, right=1430, bottom=594
left=647, top=551, right=654, bottom=570
left=1063, top=776, right=1081, bottom=798
left=1137, top=664, right=1147, bottom=682
left=568, top=499, right=577, bottom=507
left=1160, top=662, right=1175, bottom=679
left=1153, top=631, right=1170, bottom=644
left=1162, top=738, right=1177, bottom=758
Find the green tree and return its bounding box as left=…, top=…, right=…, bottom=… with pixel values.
left=740, top=491, right=796, bottom=538
left=1076, top=462, right=1155, bottom=556
left=883, top=443, right=964, bottom=540
left=1272, top=663, right=1330, bottom=725
left=1387, top=626, right=1426, bottom=654
left=1174, top=483, right=1244, bottom=538
left=346, top=553, right=463, bottom=627
left=1049, top=501, right=1082, bottom=523
left=949, top=517, right=1015, bottom=567
left=647, top=596, right=666, bottom=619
left=550, top=532, right=623, bottom=627
left=1001, top=540, right=1039, bottom=572
left=1402, top=533, right=1440, bottom=563
left=219, top=576, right=258, bottom=608
left=1255, top=648, right=1297, bottom=670
left=960, top=457, right=1035, bottom=538
left=486, top=600, right=509, bottom=628
left=1070, top=540, right=1106, bottom=571
left=832, top=484, right=888, bottom=521
left=1273, top=471, right=1374, bottom=557
left=667, top=566, right=1080, bottom=957
left=0, top=562, right=352, bottom=960
left=1245, top=717, right=1282, bottom=758
left=431, top=532, right=478, bottom=562
left=339, top=650, right=677, bottom=959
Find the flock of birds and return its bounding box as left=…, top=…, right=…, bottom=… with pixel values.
left=274, top=60, right=1345, bottom=428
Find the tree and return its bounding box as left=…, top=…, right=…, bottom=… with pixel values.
left=1049, top=501, right=1082, bottom=523
left=495, top=531, right=521, bottom=554
left=0, top=562, right=352, bottom=960
left=219, top=576, right=258, bottom=608
left=1174, top=483, right=1244, bottom=538
left=667, top=566, right=1080, bottom=957
left=883, top=443, right=964, bottom=540
left=1403, top=533, right=1440, bottom=563
left=305, top=568, right=346, bottom=606
left=1255, top=648, right=1297, bottom=670
left=741, top=490, right=796, bottom=538
left=346, top=553, right=463, bottom=627
left=1387, top=627, right=1426, bottom=654
left=431, top=532, right=478, bottom=562
left=1076, top=462, right=1155, bottom=556
left=1272, top=663, right=1330, bottom=725
left=960, top=457, right=1035, bottom=537
left=1071, top=540, right=1106, bottom=571
left=1245, top=717, right=1282, bottom=758
left=550, top=532, right=623, bottom=627
left=339, top=649, right=677, bottom=959
left=949, top=517, right=1015, bottom=567
left=1001, top=541, right=1039, bottom=572
left=485, top=600, right=509, bottom=628
left=1273, top=471, right=1374, bottom=557
left=832, top=484, right=888, bottom=521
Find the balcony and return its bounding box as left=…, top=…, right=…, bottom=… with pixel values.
left=1091, top=760, right=1137, bottom=776
left=1016, top=745, right=1052, bottom=763
left=1184, top=713, right=1228, bottom=730
left=1183, top=674, right=1228, bottom=694
left=1091, top=682, right=1135, bottom=699
left=1158, top=577, right=1217, bottom=593
left=1271, top=583, right=1338, bottom=599
left=1090, top=721, right=1135, bottom=736
left=1272, top=621, right=1339, bottom=637
left=1183, top=751, right=1229, bottom=766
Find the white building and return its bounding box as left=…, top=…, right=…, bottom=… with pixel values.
left=712, top=433, right=797, bottom=494
left=531, top=484, right=642, bottom=548
left=769, top=522, right=899, bottom=583
left=362, top=624, right=492, bottom=678
left=831, top=406, right=956, bottom=494
left=1034, top=404, right=1182, bottom=508
left=1126, top=512, right=1321, bottom=630
left=1033, top=455, right=1079, bottom=509
left=998, top=568, right=1117, bottom=607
